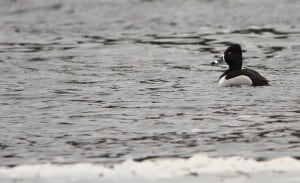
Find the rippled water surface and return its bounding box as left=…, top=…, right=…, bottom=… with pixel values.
left=0, top=0, right=299, bottom=166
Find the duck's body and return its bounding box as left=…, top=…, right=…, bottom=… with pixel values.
left=218, top=44, right=269, bottom=87
left=219, top=68, right=269, bottom=86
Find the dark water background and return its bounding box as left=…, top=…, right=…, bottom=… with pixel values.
left=0, top=0, right=299, bottom=166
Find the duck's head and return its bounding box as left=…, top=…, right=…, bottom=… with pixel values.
left=224, top=44, right=243, bottom=71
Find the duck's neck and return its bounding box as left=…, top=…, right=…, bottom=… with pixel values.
left=229, top=65, right=242, bottom=71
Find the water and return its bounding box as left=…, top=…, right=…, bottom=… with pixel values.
left=0, top=0, right=300, bottom=170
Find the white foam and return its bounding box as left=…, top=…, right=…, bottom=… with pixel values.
left=1, top=154, right=300, bottom=183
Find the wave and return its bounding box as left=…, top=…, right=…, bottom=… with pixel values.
left=0, top=154, right=300, bottom=183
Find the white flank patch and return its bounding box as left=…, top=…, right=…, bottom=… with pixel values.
left=219, top=75, right=252, bottom=87
left=0, top=155, right=300, bottom=183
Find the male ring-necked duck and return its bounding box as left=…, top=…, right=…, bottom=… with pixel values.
left=218, top=44, right=269, bottom=87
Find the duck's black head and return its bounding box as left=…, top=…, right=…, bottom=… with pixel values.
left=224, top=44, right=243, bottom=71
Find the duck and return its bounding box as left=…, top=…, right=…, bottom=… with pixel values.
left=218, top=44, right=269, bottom=87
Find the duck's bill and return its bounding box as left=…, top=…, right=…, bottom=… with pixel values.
left=211, top=55, right=224, bottom=65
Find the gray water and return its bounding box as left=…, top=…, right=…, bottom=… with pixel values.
left=0, top=0, right=299, bottom=167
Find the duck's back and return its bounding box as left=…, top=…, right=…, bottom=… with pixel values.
left=225, top=69, right=269, bottom=86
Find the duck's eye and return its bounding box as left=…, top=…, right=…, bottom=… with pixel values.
left=228, top=51, right=231, bottom=55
